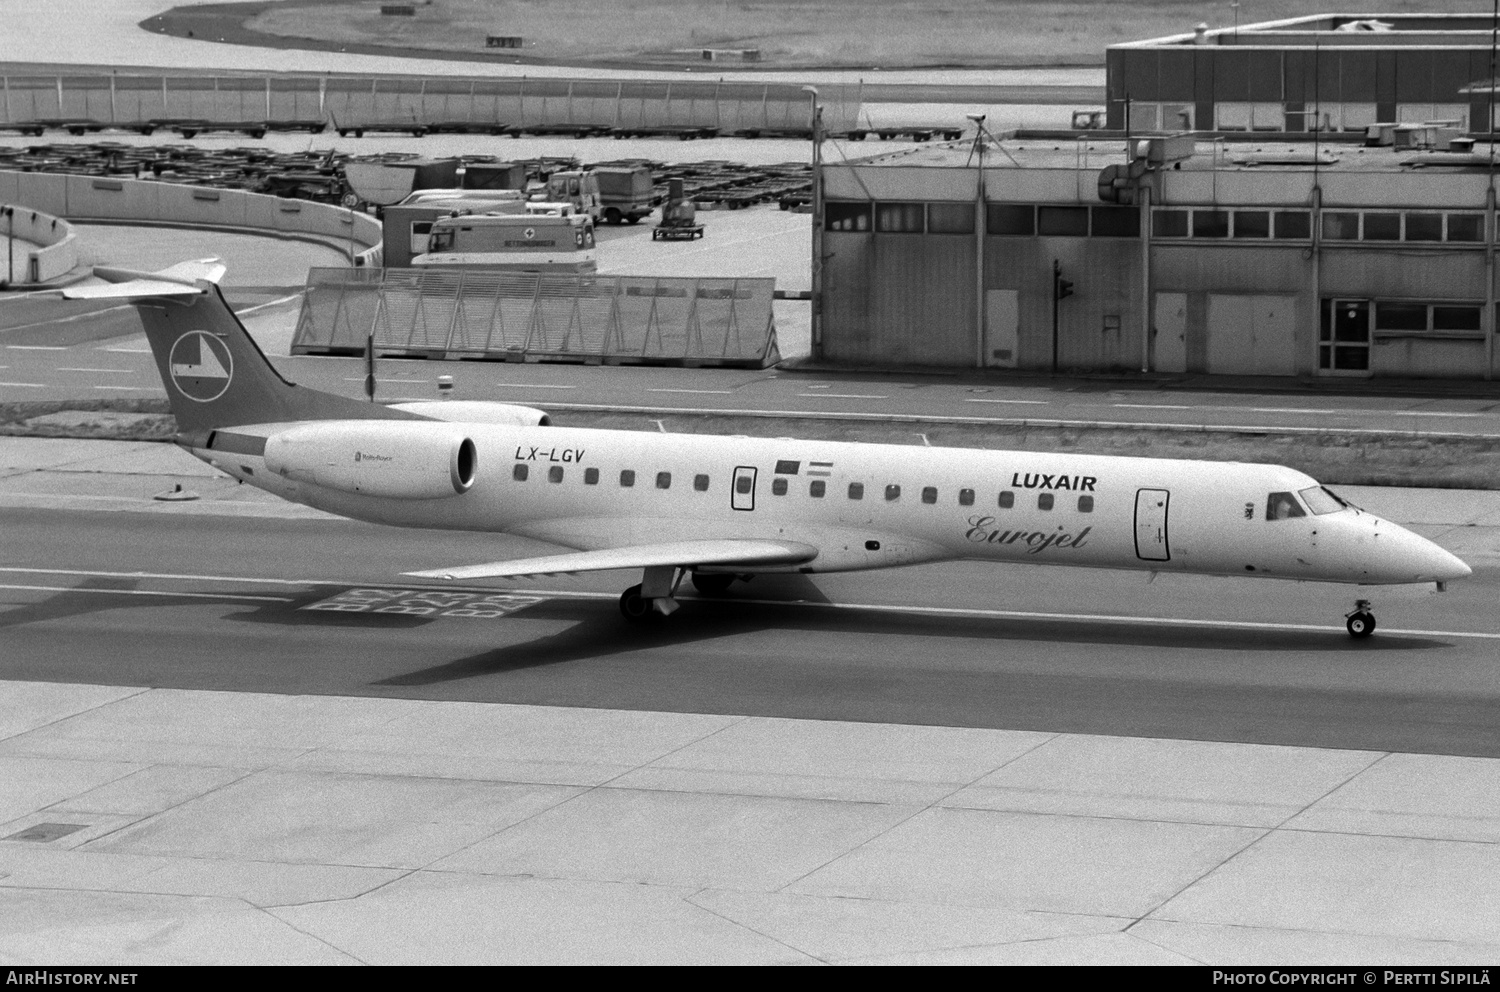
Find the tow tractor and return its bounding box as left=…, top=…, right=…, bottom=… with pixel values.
left=651, top=178, right=704, bottom=241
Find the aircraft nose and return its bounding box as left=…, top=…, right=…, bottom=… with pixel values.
left=1380, top=522, right=1472, bottom=583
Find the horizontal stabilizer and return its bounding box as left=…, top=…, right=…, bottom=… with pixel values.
left=62, top=259, right=226, bottom=300
left=404, top=538, right=819, bottom=581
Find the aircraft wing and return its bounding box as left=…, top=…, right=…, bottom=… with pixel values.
left=403, top=538, right=818, bottom=581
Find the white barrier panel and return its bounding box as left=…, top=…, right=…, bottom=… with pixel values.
left=292, top=267, right=780, bottom=368
left=0, top=171, right=379, bottom=262
left=2, top=73, right=861, bottom=135
left=1, top=202, right=77, bottom=284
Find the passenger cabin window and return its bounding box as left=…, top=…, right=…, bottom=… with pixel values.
left=1267, top=491, right=1306, bottom=520
left=694, top=474, right=710, bottom=492
left=809, top=481, right=826, bottom=498
left=548, top=466, right=563, bottom=483
left=1038, top=493, right=1054, bottom=511
left=736, top=475, right=753, bottom=495
left=1298, top=486, right=1345, bottom=515
left=1078, top=495, right=1094, bottom=512
left=585, top=468, right=599, bottom=485
left=772, top=478, right=788, bottom=496
left=998, top=491, right=1015, bottom=509
left=848, top=482, right=864, bottom=500
left=513, top=464, right=528, bottom=481
left=620, top=470, right=636, bottom=487
left=959, top=488, right=975, bottom=506
left=885, top=484, right=901, bottom=501
left=656, top=472, right=671, bottom=490
left=921, top=487, right=938, bottom=504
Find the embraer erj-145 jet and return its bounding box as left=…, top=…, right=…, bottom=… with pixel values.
left=68, top=262, right=1471, bottom=638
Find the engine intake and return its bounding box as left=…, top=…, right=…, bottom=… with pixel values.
left=264, top=421, right=478, bottom=499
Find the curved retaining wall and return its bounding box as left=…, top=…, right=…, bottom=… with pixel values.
left=0, top=203, right=77, bottom=284
left=0, top=171, right=381, bottom=270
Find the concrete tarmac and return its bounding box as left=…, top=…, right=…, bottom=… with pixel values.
left=2, top=436, right=1500, bottom=963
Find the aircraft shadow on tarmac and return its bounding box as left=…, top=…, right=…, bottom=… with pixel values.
left=2, top=579, right=1452, bottom=688
left=355, top=597, right=1450, bottom=688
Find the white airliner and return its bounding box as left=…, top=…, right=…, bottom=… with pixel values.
left=66, top=261, right=1471, bottom=637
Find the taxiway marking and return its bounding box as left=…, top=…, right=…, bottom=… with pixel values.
left=646, top=388, right=735, bottom=395
left=0, top=381, right=46, bottom=388
left=797, top=393, right=889, bottom=400
left=57, top=367, right=134, bottom=374
left=964, top=398, right=1050, bottom=405
left=1114, top=402, right=1489, bottom=418
left=0, top=583, right=292, bottom=603
left=4, top=567, right=1497, bottom=640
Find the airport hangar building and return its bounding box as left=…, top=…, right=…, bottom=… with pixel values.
left=818, top=134, right=1500, bottom=380
left=815, top=13, right=1500, bottom=381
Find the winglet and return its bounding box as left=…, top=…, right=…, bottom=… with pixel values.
left=62, top=259, right=227, bottom=300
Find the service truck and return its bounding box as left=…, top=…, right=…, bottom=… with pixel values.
left=412, top=212, right=597, bottom=273
left=543, top=165, right=658, bottom=225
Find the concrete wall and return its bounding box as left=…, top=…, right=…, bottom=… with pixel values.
left=0, top=201, right=78, bottom=284
left=0, top=171, right=380, bottom=266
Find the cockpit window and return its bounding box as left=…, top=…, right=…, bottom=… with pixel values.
left=1267, top=492, right=1307, bottom=520
left=1298, top=486, right=1345, bottom=515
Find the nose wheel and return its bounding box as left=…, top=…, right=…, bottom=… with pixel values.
left=1345, top=599, right=1376, bottom=639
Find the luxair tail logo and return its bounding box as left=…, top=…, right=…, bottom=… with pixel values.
left=168, top=331, right=233, bottom=403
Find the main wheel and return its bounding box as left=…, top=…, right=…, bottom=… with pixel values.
left=691, top=572, right=734, bottom=596
left=619, top=583, right=655, bottom=623
left=1346, top=611, right=1376, bottom=638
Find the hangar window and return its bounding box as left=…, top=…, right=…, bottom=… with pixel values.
left=1232, top=211, right=1270, bottom=239
left=772, top=478, right=788, bottom=495
left=958, top=488, right=975, bottom=506
left=1323, top=212, right=1360, bottom=241
left=694, top=474, right=710, bottom=491
left=1405, top=213, right=1443, bottom=242
left=1091, top=206, right=1139, bottom=237
left=1447, top=214, right=1485, bottom=242
left=620, top=470, right=636, bottom=487
left=1192, top=210, right=1229, bottom=238
left=1274, top=211, right=1311, bottom=239
left=1038, top=493, right=1054, bottom=511
left=512, top=464, right=528, bottom=481
left=885, top=484, right=901, bottom=501
left=548, top=466, right=564, bottom=483
left=986, top=204, right=1035, bottom=236
left=848, top=482, right=864, bottom=500
left=998, top=490, right=1015, bottom=509
left=921, top=486, right=938, bottom=504
left=1267, top=492, right=1306, bottom=520
left=584, top=468, right=599, bottom=485
left=1364, top=213, right=1400, bottom=241
left=875, top=202, right=924, bottom=233
left=824, top=201, right=871, bottom=232
left=656, top=472, right=672, bottom=489
left=1152, top=210, right=1188, bottom=237
left=928, top=202, right=975, bottom=234
left=1078, top=495, right=1094, bottom=513
left=1038, top=206, right=1088, bottom=237
left=1434, top=306, right=1482, bottom=331
left=809, top=480, right=826, bottom=498
left=1375, top=302, right=1427, bottom=331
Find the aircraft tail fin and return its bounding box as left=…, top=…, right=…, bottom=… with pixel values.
left=64, top=262, right=423, bottom=435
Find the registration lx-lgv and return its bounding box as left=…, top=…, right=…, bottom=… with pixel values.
left=69, top=261, right=1472, bottom=637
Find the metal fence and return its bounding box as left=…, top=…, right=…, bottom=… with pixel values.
left=291, top=268, right=781, bottom=368
left=0, top=73, right=861, bottom=135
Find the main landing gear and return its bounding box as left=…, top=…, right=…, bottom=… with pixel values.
left=1345, top=599, right=1377, bottom=639
left=617, top=567, right=740, bottom=623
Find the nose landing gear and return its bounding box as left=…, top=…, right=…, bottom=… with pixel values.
left=1345, top=599, right=1376, bottom=639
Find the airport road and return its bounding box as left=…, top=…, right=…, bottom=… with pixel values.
left=7, top=336, right=1500, bottom=439
left=3, top=505, right=1498, bottom=759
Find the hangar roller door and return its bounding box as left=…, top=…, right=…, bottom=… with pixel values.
left=1207, top=294, right=1296, bottom=375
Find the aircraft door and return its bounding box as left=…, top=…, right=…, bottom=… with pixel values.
left=1134, top=488, right=1170, bottom=561
left=731, top=466, right=757, bottom=511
